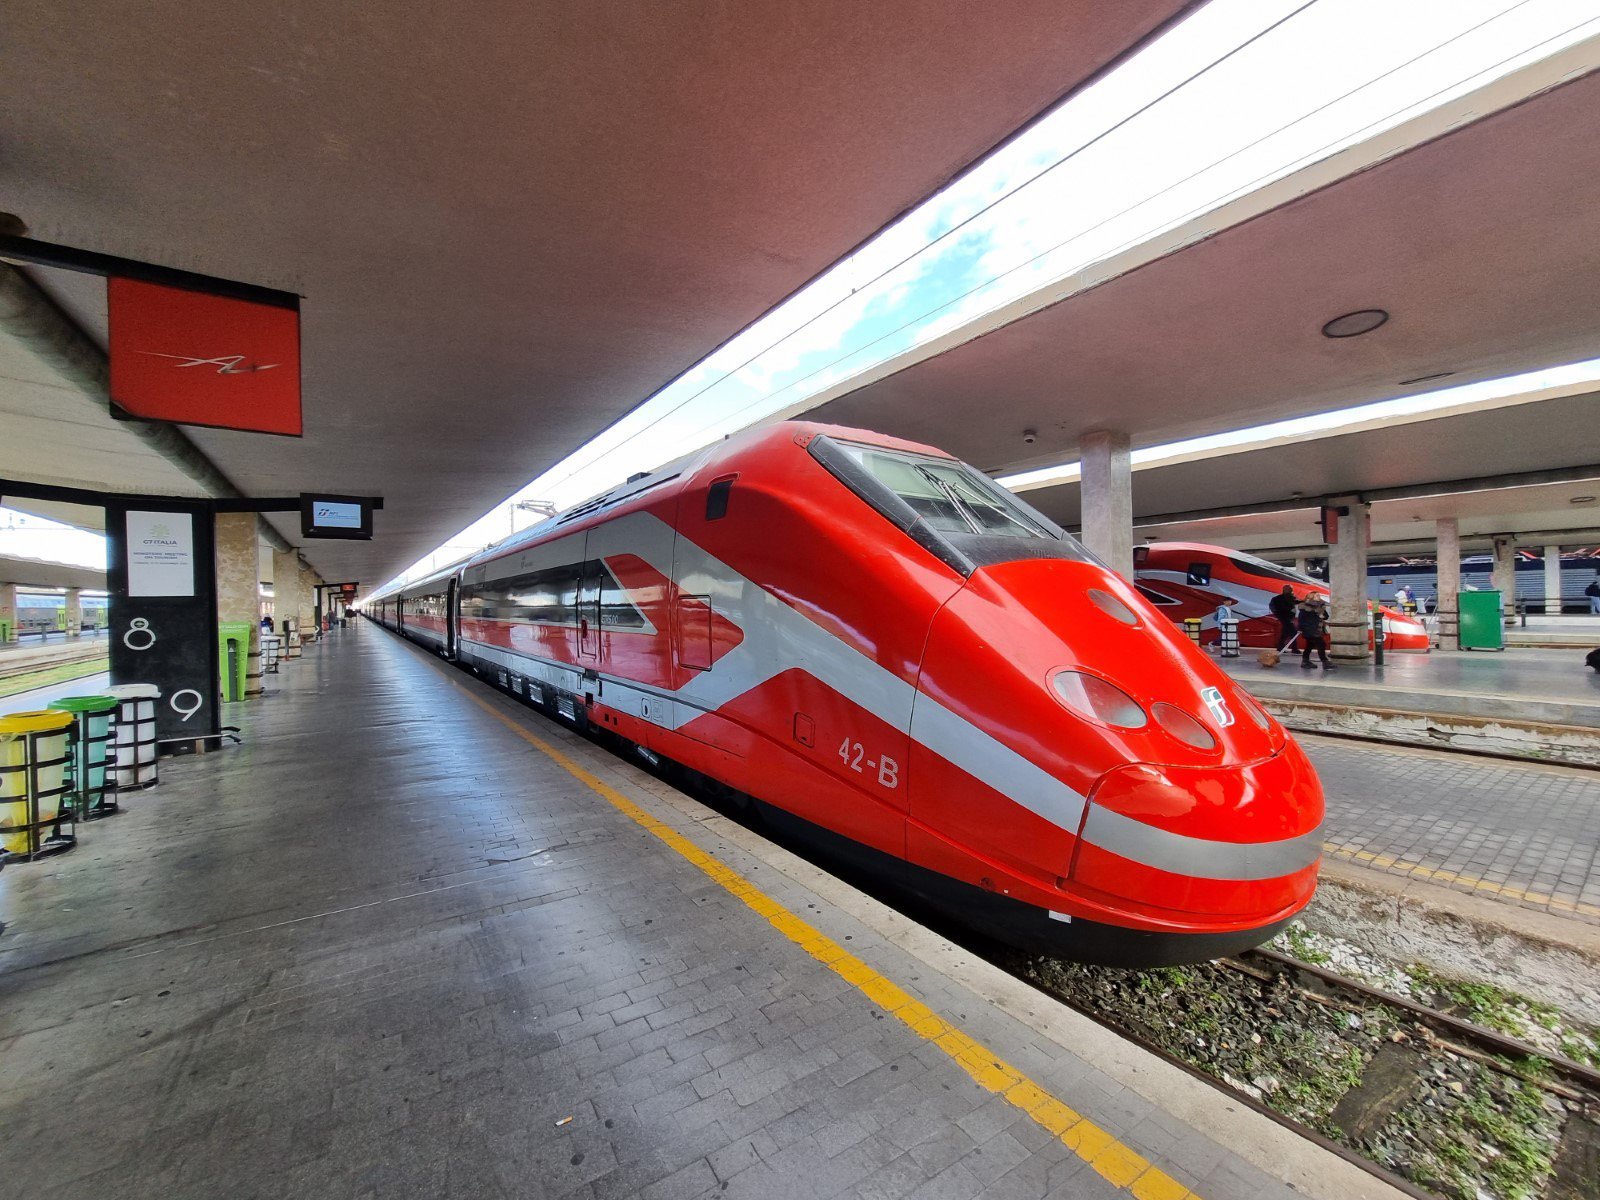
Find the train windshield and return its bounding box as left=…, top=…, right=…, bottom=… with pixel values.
left=809, top=435, right=1094, bottom=575
left=835, top=442, right=1051, bottom=538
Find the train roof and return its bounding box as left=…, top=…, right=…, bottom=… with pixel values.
left=461, top=421, right=957, bottom=572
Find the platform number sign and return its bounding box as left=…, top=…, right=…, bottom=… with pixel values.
left=105, top=500, right=221, bottom=742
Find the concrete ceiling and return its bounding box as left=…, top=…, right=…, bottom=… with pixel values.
left=0, top=552, right=106, bottom=591
left=1134, top=479, right=1600, bottom=557
left=806, top=56, right=1600, bottom=480
left=0, top=325, right=206, bottom=502
left=1023, top=388, right=1600, bottom=529
left=0, top=0, right=1193, bottom=588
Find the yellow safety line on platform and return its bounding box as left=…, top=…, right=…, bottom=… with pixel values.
left=1324, top=843, right=1600, bottom=921
left=461, top=688, right=1197, bottom=1200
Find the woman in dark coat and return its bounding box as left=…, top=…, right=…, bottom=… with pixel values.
left=1296, top=596, right=1334, bottom=669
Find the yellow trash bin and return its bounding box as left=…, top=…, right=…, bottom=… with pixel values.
left=0, top=709, right=77, bottom=860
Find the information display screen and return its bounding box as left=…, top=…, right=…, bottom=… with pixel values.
left=300, top=494, right=374, bottom=540
left=312, top=501, right=362, bottom=530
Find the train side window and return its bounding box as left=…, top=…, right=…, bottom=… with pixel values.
left=1186, top=562, right=1211, bottom=587
left=705, top=477, right=735, bottom=521
left=1135, top=584, right=1181, bottom=606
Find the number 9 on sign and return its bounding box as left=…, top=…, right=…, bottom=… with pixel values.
left=170, top=689, right=204, bottom=722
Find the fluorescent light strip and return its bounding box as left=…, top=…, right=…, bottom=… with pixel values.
left=997, top=357, right=1600, bottom=492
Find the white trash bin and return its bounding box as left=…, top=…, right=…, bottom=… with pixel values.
left=105, top=683, right=161, bottom=790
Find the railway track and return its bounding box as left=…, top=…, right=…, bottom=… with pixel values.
left=1234, top=948, right=1600, bottom=1100
left=0, top=640, right=108, bottom=683
left=1021, top=943, right=1599, bottom=1200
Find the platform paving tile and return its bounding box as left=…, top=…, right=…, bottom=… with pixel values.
left=1301, top=734, right=1600, bottom=922
left=3, top=629, right=1315, bottom=1199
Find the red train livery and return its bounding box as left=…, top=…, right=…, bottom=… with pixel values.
left=370, top=423, right=1324, bottom=966
left=1134, top=542, right=1432, bottom=652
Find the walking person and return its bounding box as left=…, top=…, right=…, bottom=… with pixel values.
left=1269, top=584, right=1299, bottom=652
left=1297, top=595, right=1334, bottom=670
left=1587, top=576, right=1600, bottom=615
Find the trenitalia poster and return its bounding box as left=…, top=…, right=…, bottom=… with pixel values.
left=107, top=276, right=302, bottom=436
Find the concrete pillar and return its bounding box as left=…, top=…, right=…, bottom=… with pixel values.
left=1436, top=519, right=1460, bottom=648
left=297, top=562, right=320, bottom=641
left=272, top=549, right=303, bottom=657
left=1293, top=556, right=1309, bottom=576
left=1492, top=536, right=1517, bottom=626
left=1325, top=499, right=1371, bottom=661
left=64, top=587, right=83, bottom=636
left=1543, top=544, right=1563, bottom=616
left=0, top=582, right=16, bottom=643
left=215, top=512, right=264, bottom=699
left=1079, top=430, right=1133, bottom=579
left=263, top=541, right=283, bottom=630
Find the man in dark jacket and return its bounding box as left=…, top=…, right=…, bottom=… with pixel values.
left=1269, top=585, right=1299, bottom=652
left=1297, top=596, right=1334, bottom=669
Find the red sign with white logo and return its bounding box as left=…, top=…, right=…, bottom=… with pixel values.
left=108, top=277, right=302, bottom=436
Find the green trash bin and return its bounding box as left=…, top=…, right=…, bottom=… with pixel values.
left=1457, top=589, right=1504, bottom=651
left=48, top=695, right=120, bottom=819
left=219, top=622, right=252, bottom=703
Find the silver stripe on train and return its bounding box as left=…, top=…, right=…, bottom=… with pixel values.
left=463, top=510, right=1320, bottom=881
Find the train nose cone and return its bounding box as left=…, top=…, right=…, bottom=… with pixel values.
left=1070, top=747, right=1324, bottom=923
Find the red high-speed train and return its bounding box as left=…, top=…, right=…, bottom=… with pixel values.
left=370, top=424, right=1324, bottom=966
left=1134, top=543, right=1432, bottom=652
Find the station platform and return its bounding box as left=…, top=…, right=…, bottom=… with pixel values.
left=1508, top=614, right=1600, bottom=648
left=1299, top=734, right=1600, bottom=925
left=1217, top=646, right=1600, bottom=729
left=0, top=627, right=1401, bottom=1200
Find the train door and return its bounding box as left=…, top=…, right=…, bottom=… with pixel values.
left=575, top=536, right=600, bottom=663
left=445, top=576, right=459, bottom=659
left=397, top=597, right=406, bottom=632
left=665, top=473, right=753, bottom=771
left=669, top=479, right=735, bottom=680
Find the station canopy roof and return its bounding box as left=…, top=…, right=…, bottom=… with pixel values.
left=0, top=0, right=1195, bottom=588
left=1017, top=384, right=1600, bottom=554
left=803, top=49, right=1600, bottom=533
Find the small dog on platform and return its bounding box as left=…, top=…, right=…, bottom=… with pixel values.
left=1257, top=648, right=1281, bottom=668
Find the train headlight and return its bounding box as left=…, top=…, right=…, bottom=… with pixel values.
left=1151, top=702, right=1217, bottom=751
left=1239, top=693, right=1274, bottom=731
left=1051, top=670, right=1147, bottom=729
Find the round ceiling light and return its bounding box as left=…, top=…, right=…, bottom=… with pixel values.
left=1570, top=495, right=1597, bottom=506
left=1322, top=309, right=1389, bottom=338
